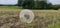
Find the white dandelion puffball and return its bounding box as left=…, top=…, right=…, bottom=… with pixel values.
left=19, top=9, right=34, bottom=23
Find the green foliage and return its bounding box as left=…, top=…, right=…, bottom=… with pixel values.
left=18, top=0, right=34, bottom=9
left=33, top=1, right=48, bottom=9
left=52, top=5, right=60, bottom=10
left=18, top=0, right=60, bottom=10
left=46, top=3, right=52, bottom=9
left=33, top=1, right=53, bottom=9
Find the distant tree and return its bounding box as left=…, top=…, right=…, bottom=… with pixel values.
left=18, top=0, right=55, bottom=10
left=18, top=0, right=34, bottom=9
left=35, top=1, right=53, bottom=9
left=46, top=3, right=52, bottom=9
left=18, top=0, right=22, bottom=6
left=33, top=1, right=48, bottom=9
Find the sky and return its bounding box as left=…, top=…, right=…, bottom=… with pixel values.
left=0, top=0, right=18, bottom=5
left=48, top=0, right=60, bottom=5
left=0, top=0, right=60, bottom=5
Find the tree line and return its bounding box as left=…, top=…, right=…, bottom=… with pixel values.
left=18, top=0, right=60, bottom=10
left=0, top=0, right=60, bottom=10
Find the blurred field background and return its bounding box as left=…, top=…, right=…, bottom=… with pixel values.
left=0, top=6, right=60, bottom=28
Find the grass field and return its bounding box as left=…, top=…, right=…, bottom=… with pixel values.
left=0, top=6, right=60, bottom=28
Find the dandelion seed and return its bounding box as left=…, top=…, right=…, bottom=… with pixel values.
left=19, top=9, right=34, bottom=23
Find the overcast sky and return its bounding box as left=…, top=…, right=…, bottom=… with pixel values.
left=0, top=0, right=60, bottom=5
left=0, top=0, right=18, bottom=5
left=48, top=0, right=60, bottom=5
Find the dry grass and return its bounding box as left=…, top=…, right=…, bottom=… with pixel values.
left=0, top=7, right=60, bottom=28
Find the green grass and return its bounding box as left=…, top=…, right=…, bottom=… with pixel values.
left=0, top=6, right=22, bottom=11
left=47, top=21, right=60, bottom=28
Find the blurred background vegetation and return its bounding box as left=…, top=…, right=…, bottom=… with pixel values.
left=18, top=0, right=60, bottom=10
left=0, top=0, right=60, bottom=10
